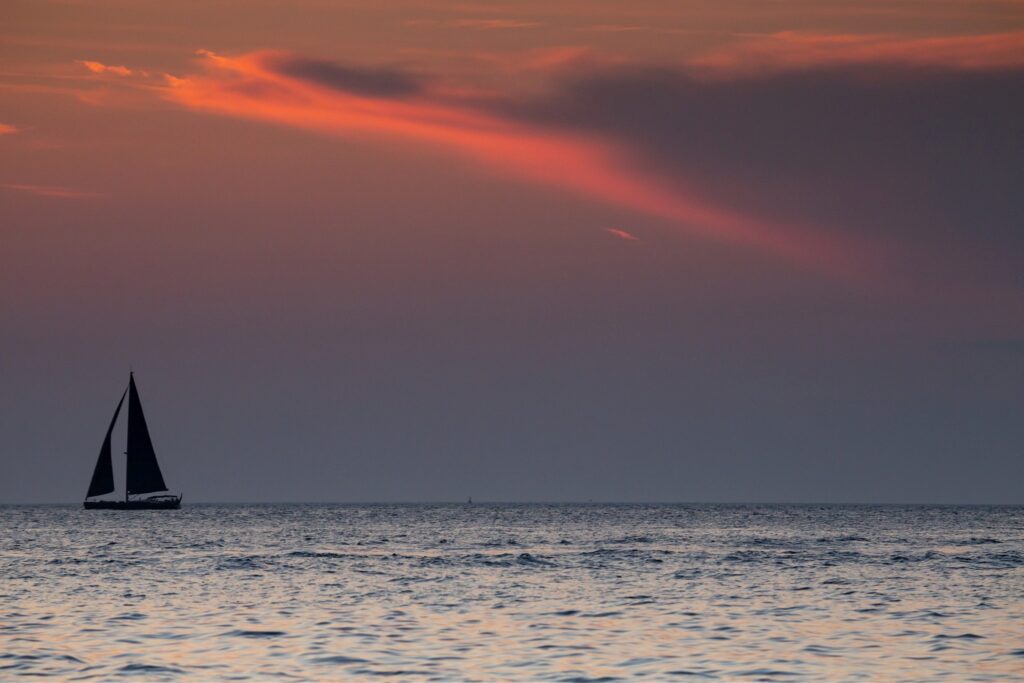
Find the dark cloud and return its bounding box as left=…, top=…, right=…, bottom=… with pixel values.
left=267, top=55, right=422, bottom=97
left=505, top=65, right=1024, bottom=286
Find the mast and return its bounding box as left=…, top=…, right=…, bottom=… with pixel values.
left=125, top=372, right=169, bottom=498
left=86, top=388, right=127, bottom=499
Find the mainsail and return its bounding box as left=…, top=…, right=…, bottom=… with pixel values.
left=126, top=373, right=168, bottom=495
left=86, top=388, right=127, bottom=498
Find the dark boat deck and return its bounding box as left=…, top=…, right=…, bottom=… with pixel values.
left=84, top=496, right=181, bottom=510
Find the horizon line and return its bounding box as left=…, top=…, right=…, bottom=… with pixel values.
left=3, top=500, right=1022, bottom=506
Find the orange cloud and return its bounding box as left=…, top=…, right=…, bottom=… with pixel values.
left=0, top=122, right=18, bottom=135
left=2, top=183, right=106, bottom=199
left=518, top=46, right=591, bottom=71
left=404, top=18, right=541, bottom=30
left=161, top=50, right=872, bottom=275
left=79, top=60, right=133, bottom=76
left=606, top=227, right=639, bottom=242
left=452, top=18, right=541, bottom=30
left=577, top=24, right=649, bottom=33
left=693, top=31, right=1024, bottom=75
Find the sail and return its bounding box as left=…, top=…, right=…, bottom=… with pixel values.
left=126, top=373, right=168, bottom=495
left=86, top=388, right=127, bottom=498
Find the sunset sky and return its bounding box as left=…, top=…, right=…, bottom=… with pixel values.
left=2, top=0, right=1023, bottom=502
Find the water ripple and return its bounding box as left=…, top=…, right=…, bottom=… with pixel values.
left=0, top=503, right=1021, bottom=680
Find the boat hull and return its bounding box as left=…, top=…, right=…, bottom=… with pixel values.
left=84, top=496, right=181, bottom=510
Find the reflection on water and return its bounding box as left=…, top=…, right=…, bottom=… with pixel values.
left=1, top=504, right=1022, bottom=680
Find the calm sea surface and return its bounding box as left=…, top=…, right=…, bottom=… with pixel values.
left=1, top=504, right=1022, bottom=681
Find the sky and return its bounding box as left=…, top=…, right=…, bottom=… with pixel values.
left=1, top=0, right=1023, bottom=503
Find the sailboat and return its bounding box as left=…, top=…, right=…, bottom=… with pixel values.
left=83, top=372, right=182, bottom=510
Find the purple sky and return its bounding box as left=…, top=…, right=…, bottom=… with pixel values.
left=2, top=0, right=1023, bottom=502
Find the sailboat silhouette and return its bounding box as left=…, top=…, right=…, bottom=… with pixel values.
left=83, top=372, right=182, bottom=509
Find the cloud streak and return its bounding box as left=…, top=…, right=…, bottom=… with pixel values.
left=692, top=31, right=1024, bottom=75
left=163, top=50, right=864, bottom=275
left=0, top=122, right=18, bottom=135
left=452, top=19, right=541, bottom=30
left=2, top=183, right=106, bottom=199
left=606, top=227, right=639, bottom=242
left=149, top=34, right=1023, bottom=289
left=79, top=60, right=134, bottom=76
left=406, top=18, right=542, bottom=30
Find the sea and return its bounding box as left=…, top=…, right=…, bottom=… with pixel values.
left=1, top=504, right=1022, bottom=681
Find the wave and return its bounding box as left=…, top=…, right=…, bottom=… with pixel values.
left=216, top=557, right=264, bottom=570
left=516, top=552, right=555, bottom=566
left=224, top=629, right=287, bottom=638
left=117, top=663, right=184, bottom=674
left=309, top=655, right=369, bottom=665
left=286, top=550, right=350, bottom=559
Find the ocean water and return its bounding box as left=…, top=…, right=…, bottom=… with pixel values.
left=1, top=504, right=1022, bottom=681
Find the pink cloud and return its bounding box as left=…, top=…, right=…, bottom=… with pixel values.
left=692, top=31, right=1024, bottom=75
left=0, top=122, right=19, bottom=135
left=79, top=60, right=133, bottom=76
left=606, top=227, right=639, bottom=242
left=451, top=18, right=541, bottom=30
